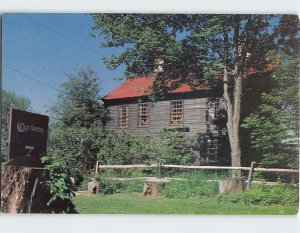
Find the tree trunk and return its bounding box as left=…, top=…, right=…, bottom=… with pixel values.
left=142, top=179, right=166, bottom=196
left=223, top=15, right=243, bottom=177
left=1, top=166, right=50, bottom=213
left=223, top=69, right=242, bottom=177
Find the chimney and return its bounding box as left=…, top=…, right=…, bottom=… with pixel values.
left=153, top=58, right=164, bottom=74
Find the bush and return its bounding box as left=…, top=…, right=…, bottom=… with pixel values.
left=218, top=183, right=299, bottom=206
left=162, top=171, right=223, bottom=199
left=98, top=130, right=195, bottom=166
left=162, top=180, right=218, bottom=199
left=98, top=179, right=144, bottom=194
left=99, top=180, right=122, bottom=194
left=41, top=155, right=76, bottom=213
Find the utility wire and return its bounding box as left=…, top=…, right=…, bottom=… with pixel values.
left=3, top=63, right=61, bottom=92
left=21, top=14, right=100, bottom=56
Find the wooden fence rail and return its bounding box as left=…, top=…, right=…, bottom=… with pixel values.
left=96, top=163, right=299, bottom=190
left=97, top=164, right=299, bottom=174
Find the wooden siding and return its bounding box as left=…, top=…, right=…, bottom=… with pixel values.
left=105, top=96, right=220, bottom=136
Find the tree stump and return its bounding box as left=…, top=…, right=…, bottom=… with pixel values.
left=218, top=177, right=243, bottom=193
left=142, top=179, right=166, bottom=196
left=1, top=165, right=50, bottom=213
left=87, top=178, right=100, bottom=194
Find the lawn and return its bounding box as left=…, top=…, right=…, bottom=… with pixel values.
left=72, top=192, right=298, bottom=215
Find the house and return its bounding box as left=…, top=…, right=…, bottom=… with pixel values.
left=102, top=74, right=230, bottom=165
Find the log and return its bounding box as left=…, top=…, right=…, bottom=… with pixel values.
left=162, top=165, right=251, bottom=171
left=254, top=168, right=299, bottom=173
left=1, top=165, right=50, bottom=213
left=98, top=164, right=158, bottom=169
left=96, top=163, right=299, bottom=174
left=142, top=179, right=166, bottom=196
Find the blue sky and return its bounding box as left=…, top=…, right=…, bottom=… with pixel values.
left=2, top=13, right=124, bottom=114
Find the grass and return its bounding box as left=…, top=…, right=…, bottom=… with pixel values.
left=72, top=192, right=298, bottom=215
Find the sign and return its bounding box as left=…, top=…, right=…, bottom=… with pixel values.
left=8, top=109, right=49, bottom=167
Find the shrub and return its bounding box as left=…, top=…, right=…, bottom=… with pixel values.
left=218, top=183, right=299, bottom=206
left=162, top=171, right=222, bottom=199
left=99, top=180, right=122, bottom=194
left=41, top=155, right=76, bottom=213
left=97, top=130, right=195, bottom=167
left=98, top=179, right=144, bottom=194
left=98, top=131, right=136, bottom=165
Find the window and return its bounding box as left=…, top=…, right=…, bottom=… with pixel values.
left=170, top=100, right=183, bottom=126
left=207, top=98, right=224, bottom=123
left=205, top=136, right=218, bottom=162
left=138, top=104, right=149, bottom=127
left=118, top=106, right=128, bottom=128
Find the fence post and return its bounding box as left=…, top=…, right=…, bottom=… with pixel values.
left=246, top=161, right=257, bottom=190
left=95, top=161, right=99, bottom=177
left=157, top=160, right=162, bottom=179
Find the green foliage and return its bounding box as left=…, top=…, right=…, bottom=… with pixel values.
left=91, top=14, right=284, bottom=87
left=97, top=130, right=194, bottom=166
left=41, top=155, right=73, bottom=203
left=218, top=183, right=299, bottom=206
left=91, top=14, right=219, bottom=85
left=1, top=90, right=31, bottom=162
left=48, top=121, right=105, bottom=179
left=50, top=67, right=109, bottom=127
left=99, top=179, right=144, bottom=194
left=48, top=67, right=108, bottom=182
left=41, top=155, right=76, bottom=213
left=99, top=180, right=120, bottom=194
left=242, top=53, right=299, bottom=169
left=162, top=171, right=225, bottom=199
left=98, top=131, right=136, bottom=165
left=162, top=180, right=218, bottom=199
left=147, top=131, right=194, bottom=165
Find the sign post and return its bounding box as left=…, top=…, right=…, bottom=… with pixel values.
left=8, top=108, right=49, bottom=167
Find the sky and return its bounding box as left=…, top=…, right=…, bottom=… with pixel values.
left=2, top=13, right=125, bottom=114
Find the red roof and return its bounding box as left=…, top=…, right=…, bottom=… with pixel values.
left=103, top=75, right=209, bottom=100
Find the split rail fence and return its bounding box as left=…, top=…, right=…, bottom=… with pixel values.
left=95, top=162, right=299, bottom=189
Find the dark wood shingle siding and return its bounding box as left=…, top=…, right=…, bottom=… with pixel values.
left=183, top=98, right=207, bottom=135
left=105, top=96, right=220, bottom=136
left=149, top=101, right=171, bottom=134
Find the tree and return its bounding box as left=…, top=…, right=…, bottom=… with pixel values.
left=1, top=90, right=31, bottom=162
left=242, top=53, right=299, bottom=170
left=91, top=14, right=292, bottom=176
left=48, top=67, right=109, bottom=180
